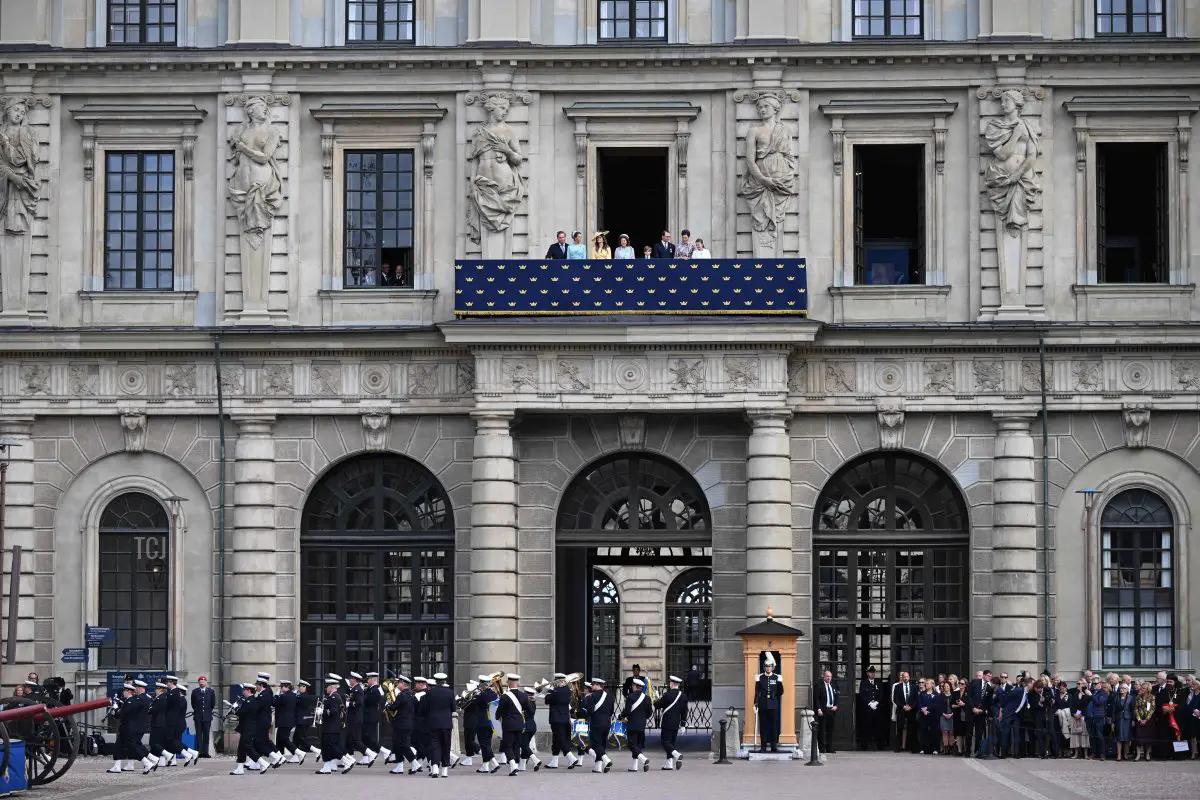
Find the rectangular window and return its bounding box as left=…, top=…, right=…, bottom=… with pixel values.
left=97, top=533, right=169, bottom=669
left=346, top=0, right=416, bottom=43
left=854, top=144, right=925, bottom=285
left=853, top=0, right=923, bottom=38
left=1096, top=142, right=1169, bottom=283
left=599, top=1, right=667, bottom=41
left=104, top=151, right=175, bottom=291
left=343, top=150, right=415, bottom=289
left=816, top=550, right=850, bottom=619
left=1102, top=528, right=1173, bottom=667
left=107, top=0, right=177, bottom=45
left=1096, top=0, right=1165, bottom=35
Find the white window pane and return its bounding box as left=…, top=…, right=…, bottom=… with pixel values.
left=1157, top=609, right=1171, bottom=626
left=1120, top=647, right=1134, bottom=663
left=1119, top=628, right=1134, bottom=646
left=1102, top=609, right=1118, bottom=626
left=1103, top=628, right=1118, bottom=646
left=1119, top=609, right=1134, bottom=626
left=1157, top=647, right=1171, bottom=663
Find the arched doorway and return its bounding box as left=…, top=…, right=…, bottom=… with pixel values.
left=97, top=492, right=171, bottom=669
left=812, top=452, right=970, bottom=749
left=555, top=452, right=711, bottom=693
left=300, top=454, right=454, bottom=681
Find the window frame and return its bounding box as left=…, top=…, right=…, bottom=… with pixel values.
left=665, top=567, right=713, bottom=700
left=598, top=0, right=669, bottom=42
left=345, top=0, right=418, bottom=45
left=852, top=142, right=927, bottom=286
left=102, top=151, right=177, bottom=291
left=1094, top=0, right=1167, bottom=37
left=851, top=0, right=925, bottom=40
left=341, top=149, right=417, bottom=290
left=590, top=569, right=620, bottom=683
left=106, top=0, right=180, bottom=47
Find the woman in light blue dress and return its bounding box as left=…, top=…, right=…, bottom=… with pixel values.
left=566, top=231, right=587, bottom=259
left=614, top=234, right=635, bottom=260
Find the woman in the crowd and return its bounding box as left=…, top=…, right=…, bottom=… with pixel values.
left=950, top=678, right=968, bottom=755
left=567, top=231, right=587, bottom=259
left=1133, top=682, right=1156, bottom=761
left=1113, top=680, right=1133, bottom=761
left=614, top=234, right=635, bottom=260
left=1032, top=678, right=1055, bottom=759
left=1052, top=680, right=1072, bottom=757
left=691, top=238, right=712, bottom=258
left=937, top=682, right=954, bottom=755
left=1085, top=677, right=1109, bottom=760
left=1186, top=675, right=1200, bottom=759
left=590, top=231, right=611, bottom=259
left=917, top=679, right=937, bottom=755
left=1069, top=678, right=1089, bottom=758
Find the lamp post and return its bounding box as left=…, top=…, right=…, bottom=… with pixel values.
left=0, top=438, right=21, bottom=665
left=1077, top=488, right=1100, bottom=670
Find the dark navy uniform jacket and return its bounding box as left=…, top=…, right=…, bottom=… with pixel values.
left=190, top=686, right=215, bottom=723
left=346, top=684, right=364, bottom=726
left=363, top=684, right=384, bottom=725
left=419, top=684, right=455, bottom=732
left=234, top=694, right=258, bottom=734
left=496, top=689, right=527, bottom=733
left=273, top=689, right=298, bottom=728
left=149, top=692, right=170, bottom=730
left=388, top=690, right=417, bottom=731
left=621, top=691, right=653, bottom=732
left=321, top=691, right=344, bottom=735
left=545, top=686, right=573, bottom=725
left=653, top=687, right=687, bottom=729
left=582, top=688, right=614, bottom=730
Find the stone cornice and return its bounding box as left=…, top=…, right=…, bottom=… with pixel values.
left=439, top=319, right=820, bottom=347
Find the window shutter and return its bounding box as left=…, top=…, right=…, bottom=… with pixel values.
left=1096, top=146, right=1107, bottom=281
left=1154, top=143, right=1169, bottom=283
left=853, top=147, right=865, bottom=283
left=916, top=146, right=926, bottom=284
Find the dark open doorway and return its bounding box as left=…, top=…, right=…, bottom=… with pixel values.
left=597, top=147, right=668, bottom=256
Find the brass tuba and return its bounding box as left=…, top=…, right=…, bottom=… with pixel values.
left=488, top=671, right=505, bottom=694
left=381, top=678, right=402, bottom=722
left=564, top=672, right=585, bottom=717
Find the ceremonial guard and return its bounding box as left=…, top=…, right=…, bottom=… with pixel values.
left=519, top=685, right=543, bottom=772
left=360, top=672, right=384, bottom=766
left=497, top=674, right=527, bottom=776
left=756, top=655, right=785, bottom=753
left=317, top=675, right=352, bottom=774
left=581, top=678, right=614, bottom=773
left=857, top=667, right=883, bottom=751
left=273, top=680, right=298, bottom=763
left=410, top=677, right=430, bottom=771
left=545, top=673, right=578, bottom=769
left=387, top=675, right=417, bottom=774
left=654, top=675, right=687, bottom=770
left=230, top=683, right=263, bottom=775
left=621, top=677, right=652, bottom=772
left=474, top=673, right=500, bottom=773
left=190, top=676, right=216, bottom=758
left=291, top=680, right=321, bottom=762
left=421, top=671, right=456, bottom=778
left=344, top=672, right=368, bottom=765
left=254, top=673, right=284, bottom=769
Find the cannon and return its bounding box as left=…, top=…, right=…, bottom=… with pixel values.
left=0, top=696, right=109, bottom=786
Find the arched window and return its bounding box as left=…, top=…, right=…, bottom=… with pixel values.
left=591, top=570, right=620, bottom=681
left=301, top=454, right=454, bottom=682
left=98, top=492, right=170, bottom=669
left=666, top=568, right=712, bottom=700
left=1101, top=488, right=1175, bottom=667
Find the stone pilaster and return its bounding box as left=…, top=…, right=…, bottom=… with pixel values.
left=226, top=0, right=291, bottom=44
left=991, top=412, right=1038, bottom=672
left=230, top=415, right=278, bottom=678
left=0, top=417, right=36, bottom=679
left=470, top=412, right=518, bottom=671
left=466, top=0, right=530, bottom=43
left=0, top=0, right=49, bottom=45
left=745, top=410, right=793, bottom=622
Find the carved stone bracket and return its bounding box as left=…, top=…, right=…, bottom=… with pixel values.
left=830, top=126, right=845, bottom=176
left=422, top=126, right=436, bottom=179
left=119, top=407, right=148, bottom=453
left=676, top=131, right=691, bottom=178
left=321, top=133, right=335, bottom=179
left=975, top=87, right=1046, bottom=101
left=465, top=90, right=532, bottom=106
left=732, top=89, right=803, bottom=104
left=1122, top=402, right=1151, bottom=449
left=224, top=93, right=293, bottom=107
left=182, top=134, right=196, bottom=181
left=574, top=132, right=587, bottom=180
left=876, top=399, right=906, bottom=450
left=618, top=414, right=646, bottom=449
left=362, top=409, right=391, bottom=452
left=934, top=126, right=947, bottom=175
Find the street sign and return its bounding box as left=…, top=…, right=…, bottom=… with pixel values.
left=61, top=648, right=88, bottom=664
left=106, top=671, right=168, bottom=699
left=85, top=626, right=115, bottom=647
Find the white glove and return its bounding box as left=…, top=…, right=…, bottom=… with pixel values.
left=868, top=701, right=879, bottom=710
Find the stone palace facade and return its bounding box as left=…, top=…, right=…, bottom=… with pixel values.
left=1, top=0, right=1199, bottom=744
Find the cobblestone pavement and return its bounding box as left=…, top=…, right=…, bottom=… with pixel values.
left=42, top=753, right=1198, bottom=800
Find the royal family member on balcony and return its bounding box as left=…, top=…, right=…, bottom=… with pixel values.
left=614, top=234, right=635, bottom=260
left=567, top=231, right=586, bottom=259
left=545, top=230, right=568, bottom=259
left=651, top=230, right=675, bottom=259
left=675, top=230, right=695, bottom=259
left=591, top=232, right=611, bottom=259
left=691, top=238, right=711, bottom=259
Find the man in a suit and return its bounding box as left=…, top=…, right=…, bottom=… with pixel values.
left=891, top=671, right=915, bottom=753
left=968, top=670, right=991, bottom=756
left=813, top=670, right=839, bottom=754
left=651, top=230, right=675, bottom=259
left=545, top=231, right=569, bottom=259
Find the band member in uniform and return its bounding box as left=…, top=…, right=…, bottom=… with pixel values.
left=654, top=675, right=687, bottom=770
left=497, top=674, right=526, bottom=776
left=474, top=673, right=500, bottom=772
left=420, top=672, right=455, bottom=778
left=457, top=680, right=480, bottom=767
left=161, top=676, right=192, bottom=766
left=273, top=680, right=298, bottom=763
left=357, top=672, right=383, bottom=766
left=757, top=655, right=785, bottom=753
left=128, top=680, right=155, bottom=772
left=254, top=674, right=284, bottom=769
left=230, top=683, right=262, bottom=775
left=291, top=680, right=321, bottom=762
left=343, top=672, right=367, bottom=764
left=317, top=676, right=352, bottom=774
left=432, top=673, right=461, bottom=767
left=519, top=686, right=543, bottom=772
left=582, top=678, right=614, bottom=773
left=190, top=676, right=216, bottom=758
left=106, top=683, right=135, bottom=773
left=545, top=673, right=577, bottom=769
left=387, top=676, right=417, bottom=774
left=621, top=677, right=652, bottom=772
left=812, top=668, right=838, bottom=755
left=148, top=682, right=171, bottom=769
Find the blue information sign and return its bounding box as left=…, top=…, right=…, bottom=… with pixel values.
left=85, top=626, right=116, bottom=647
left=60, top=648, right=88, bottom=664
left=106, top=670, right=168, bottom=699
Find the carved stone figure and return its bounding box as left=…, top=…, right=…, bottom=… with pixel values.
left=669, top=359, right=705, bottom=392
left=787, top=357, right=808, bottom=393
left=21, top=364, right=49, bottom=395
left=925, top=361, right=955, bottom=393
left=228, top=96, right=283, bottom=318
left=456, top=361, right=476, bottom=395
left=466, top=93, right=526, bottom=245
left=1122, top=403, right=1151, bottom=449
left=407, top=363, right=439, bottom=396
left=973, top=360, right=1003, bottom=393
left=738, top=93, right=797, bottom=254
left=310, top=364, right=341, bottom=396
left=362, top=410, right=390, bottom=452
left=0, top=96, right=40, bottom=319
left=166, top=365, right=197, bottom=397
left=877, top=400, right=906, bottom=450
left=1072, top=360, right=1102, bottom=391
left=725, top=358, right=760, bottom=390
left=262, top=364, right=294, bottom=396
left=120, top=409, right=148, bottom=453
left=70, top=365, right=98, bottom=396
left=825, top=363, right=855, bottom=394
left=618, top=415, right=646, bottom=449
left=983, top=90, right=1040, bottom=235
left=503, top=359, right=537, bottom=391
left=557, top=360, right=590, bottom=392
left=220, top=365, right=245, bottom=395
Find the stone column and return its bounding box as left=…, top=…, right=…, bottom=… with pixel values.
left=0, top=417, right=35, bottom=679
left=991, top=412, right=1038, bottom=673
left=745, top=410, right=793, bottom=622
left=230, top=416, right=277, bottom=679
left=470, top=412, right=518, bottom=671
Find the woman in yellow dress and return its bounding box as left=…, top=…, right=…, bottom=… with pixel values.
left=590, top=231, right=612, bottom=259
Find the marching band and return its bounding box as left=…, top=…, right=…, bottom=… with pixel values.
left=104, top=669, right=689, bottom=779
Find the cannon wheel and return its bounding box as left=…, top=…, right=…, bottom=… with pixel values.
left=0, top=696, right=76, bottom=785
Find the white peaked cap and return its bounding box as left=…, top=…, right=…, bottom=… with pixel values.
left=324, top=678, right=339, bottom=685
left=553, top=673, right=567, bottom=679
left=632, top=678, right=645, bottom=687
left=365, top=672, right=379, bottom=678
left=298, top=680, right=311, bottom=687
left=327, top=673, right=343, bottom=682
left=478, top=674, right=491, bottom=682
left=432, top=672, right=448, bottom=681
left=349, top=672, right=363, bottom=680
left=507, top=674, right=521, bottom=681
left=257, top=672, right=271, bottom=681
left=133, top=680, right=147, bottom=687
left=669, top=676, right=683, bottom=683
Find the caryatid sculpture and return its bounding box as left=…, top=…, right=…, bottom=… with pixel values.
left=466, top=92, right=527, bottom=246
left=0, top=95, right=41, bottom=318
left=737, top=91, right=798, bottom=256
left=227, top=95, right=283, bottom=318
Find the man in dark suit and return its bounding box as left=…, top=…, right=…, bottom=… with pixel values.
left=545, top=231, right=569, bottom=259
left=968, top=670, right=991, bottom=756
left=891, top=671, right=916, bottom=752
left=386, top=676, right=417, bottom=774
left=419, top=672, right=456, bottom=778
left=813, top=670, right=839, bottom=754
left=651, top=230, right=675, bottom=259
left=190, top=676, right=216, bottom=758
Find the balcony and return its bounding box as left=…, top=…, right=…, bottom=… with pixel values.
left=454, top=259, right=808, bottom=317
